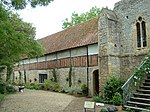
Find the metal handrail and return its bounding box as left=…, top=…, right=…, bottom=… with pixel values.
left=121, top=59, right=147, bottom=106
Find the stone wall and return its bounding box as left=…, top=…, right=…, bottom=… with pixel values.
left=13, top=44, right=98, bottom=96
left=98, top=0, right=150, bottom=92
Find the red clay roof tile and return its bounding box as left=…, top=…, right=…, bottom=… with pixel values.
left=38, top=17, right=99, bottom=54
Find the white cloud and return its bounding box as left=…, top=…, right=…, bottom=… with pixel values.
left=17, top=0, right=120, bottom=39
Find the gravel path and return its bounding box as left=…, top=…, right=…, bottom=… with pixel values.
left=0, top=89, right=126, bottom=112
left=0, top=89, right=75, bottom=112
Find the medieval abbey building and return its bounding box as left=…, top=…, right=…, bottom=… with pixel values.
left=13, top=0, right=150, bottom=96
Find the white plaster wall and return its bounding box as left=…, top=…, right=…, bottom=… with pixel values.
left=30, top=58, right=37, bottom=63
left=71, top=47, right=87, bottom=57
left=46, top=53, right=57, bottom=61
left=38, top=56, right=46, bottom=62
left=57, top=50, right=70, bottom=59
left=24, top=59, right=30, bottom=64
left=88, top=44, right=98, bottom=55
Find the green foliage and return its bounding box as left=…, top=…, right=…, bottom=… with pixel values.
left=0, top=81, right=6, bottom=94
left=80, top=84, right=88, bottom=95
left=68, top=67, right=72, bottom=87
left=62, top=6, right=100, bottom=29
left=0, top=79, right=16, bottom=94
left=52, top=69, right=57, bottom=82
left=6, top=86, right=17, bottom=93
left=104, top=76, right=125, bottom=101
left=112, top=92, right=122, bottom=106
left=93, top=95, right=105, bottom=103
left=100, top=108, right=109, bottom=112
left=25, top=83, right=44, bottom=90
left=0, top=93, right=5, bottom=105
left=43, top=79, right=51, bottom=90
left=0, top=4, right=44, bottom=75
left=64, top=87, right=74, bottom=95
left=0, top=0, right=54, bottom=9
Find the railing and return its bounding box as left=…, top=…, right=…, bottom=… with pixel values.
left=121, top=56, right=150, bottom=106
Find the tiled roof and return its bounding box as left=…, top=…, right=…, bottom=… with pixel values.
left=38, top=17, right=99, bottom=54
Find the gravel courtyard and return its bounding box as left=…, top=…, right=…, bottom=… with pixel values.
left=0, top=89, right=79, bottom=112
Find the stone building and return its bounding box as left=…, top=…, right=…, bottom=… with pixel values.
left=13, top=0, right=150, bottom=96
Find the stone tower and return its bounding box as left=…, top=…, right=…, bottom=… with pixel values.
left=98, top=0, right=150, bottom=92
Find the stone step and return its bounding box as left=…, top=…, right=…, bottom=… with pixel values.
left=147, top=76, right=150, bottom=79
left=127, top=101, right=150, bottom=107
left=124, top=105, right=150, bottom=111
left=134, top=93, right=150, bottom=98
left=143, top=82, right=150, bottom=86
left=130, top=97, right=150, bottom=104
left=137, top=89, right=150, bottom=94
left=145, top=79, right=150, bottom=82
left=140, top=86, right=150, bottom=90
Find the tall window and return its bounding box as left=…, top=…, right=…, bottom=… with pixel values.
left=136, top=17, right=147, bottom=48
left=39, top=74, right=47, bottom=83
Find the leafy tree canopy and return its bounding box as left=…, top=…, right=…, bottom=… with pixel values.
left=0, top=4, right=44, bottom=67
left=62, top=6, right=100, bottom=29
left=0, top=0, right=54, bottom=9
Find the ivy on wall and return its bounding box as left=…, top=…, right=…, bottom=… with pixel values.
left=52, top=69, right=57, bottom=82
left=68, top=66, right=72, bottom=87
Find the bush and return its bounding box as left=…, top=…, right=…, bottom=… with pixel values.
left=0, top=80, right=16, bottom=94
left=0, top=81, right=7, bottom=94
left=64, top=87, right=74, bottom=95
left=81, top=84, right=88, bottom=95
left=104, top=76, right=124, bottom=101
left=0, top=94, right=5, bottom=104
left=44, top=79, right=51, bottom=90
left=93, top=95, right=104, bottom=103
left=112, top=92, right=122, bottom=106
left=100, top=108, right=109, bottom=112
left=25, top=83, right=44, bottom=90
left=6, top=86, right=17, bottom=93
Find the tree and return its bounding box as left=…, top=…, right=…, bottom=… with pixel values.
left=62, top=6, right=100, bottom=29
left=0, top=4, right=44, bottom=80
left=1, top=0, right=54, bottom=9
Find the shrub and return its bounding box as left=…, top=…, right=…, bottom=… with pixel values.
left=104, top=76, right=124, bottom=101
left=44, top=79, right=51, bottom=90
left=100, top=108, right=109, bottom=112
left=64, top=87, right=74, bottom=95
left=6, top=86, right=17, bottom=93
left=0, top=81, right=7, bottom=94
left=93, top=95, right=104, bottom=103
left=81, top=84, right=88, bottom=95
left=25, top=83, right=44, bottom=90
left=0, top=94, right=5, bottom=104
left=52, top=82, right=60, bottom=92
left=0, top=80, right=16, bottom=94
left=112, top=92, right=122, bottom=106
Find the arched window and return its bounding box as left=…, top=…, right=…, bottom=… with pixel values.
left=136, top=22, right=141, bottom=47
left=136, top=17, right=147, bottom=48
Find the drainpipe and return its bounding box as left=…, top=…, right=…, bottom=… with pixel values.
left=86, top=46, right=89, bottom=95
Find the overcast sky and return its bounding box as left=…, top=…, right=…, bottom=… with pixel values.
left=17, top=0, right=120, bottom=39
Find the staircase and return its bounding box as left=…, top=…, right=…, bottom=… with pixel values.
left=124, top=75, right=150, bottom=111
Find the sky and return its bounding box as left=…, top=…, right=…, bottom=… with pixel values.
left=17, top=0, right=121, bottom=39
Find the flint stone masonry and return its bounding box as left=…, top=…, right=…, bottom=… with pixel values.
left=98, top=0, right=150, bottom=92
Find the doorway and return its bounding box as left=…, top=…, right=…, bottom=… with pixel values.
left=93, top=70, right=99, bottom=95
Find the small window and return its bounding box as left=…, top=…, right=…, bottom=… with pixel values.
left=136, top=17, right=147, bottom=48
left=39, top=74, right=47, bottom=83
